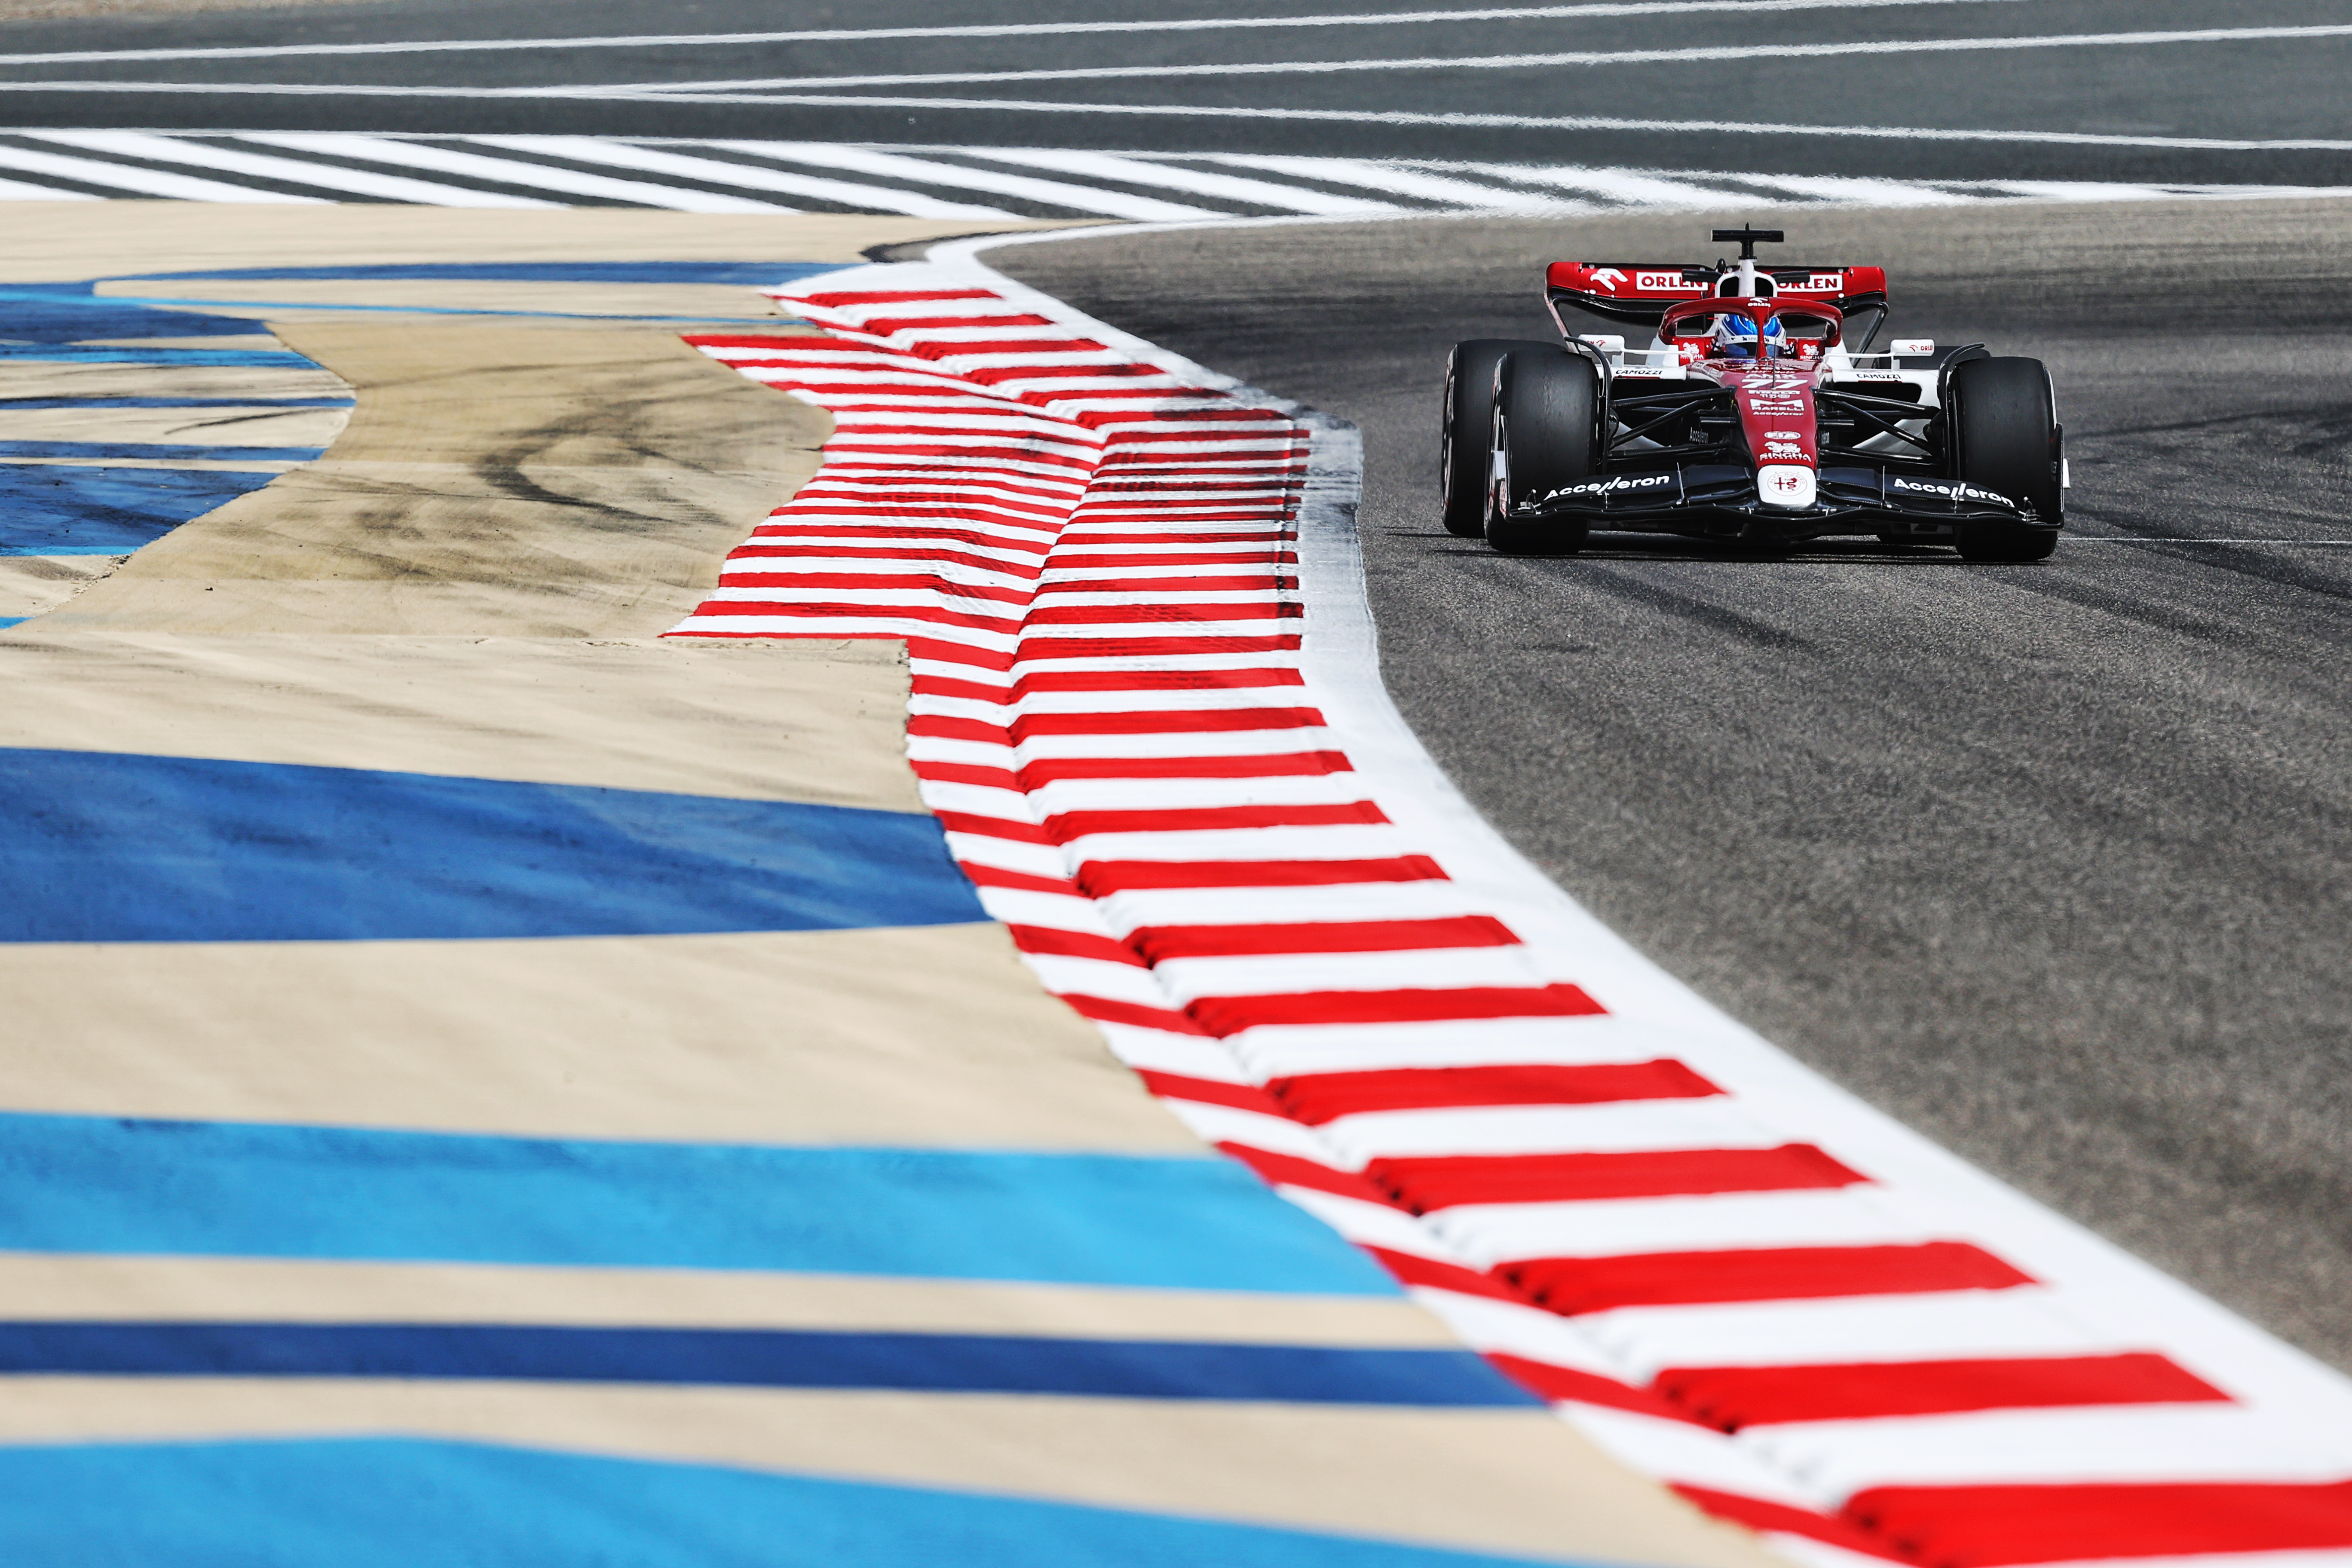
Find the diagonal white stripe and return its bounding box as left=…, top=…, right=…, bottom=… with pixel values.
left=28, top=129, right=561, bottom=208
left=701, top=140, right=1216, bottom=221
left=469, top=134, right=1019, bottom=219
left=956, top=148, right=1408, bottom=217
left=236, top=132, right=790, bottom=213
left=0, top=138, right=325, bottom=202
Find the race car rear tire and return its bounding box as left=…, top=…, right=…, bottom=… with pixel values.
left=1441, top=338, right=1555, bottom=537
left=1947, top=356, right=2063, bottom=563
left=1485, top=349, right=1601, bottom=556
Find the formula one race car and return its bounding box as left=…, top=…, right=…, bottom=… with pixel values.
left=1440, top=227, right=2066, bottom=560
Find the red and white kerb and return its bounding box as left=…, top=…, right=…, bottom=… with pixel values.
left=668, top=260, right=2352, bottom=1568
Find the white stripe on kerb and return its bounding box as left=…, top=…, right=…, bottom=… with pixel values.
left=955, top=149, right=1407, bottom=217
left=27, top=129, right=562, bottom=208
left=0, top=140, right=325, bottom=202
left=0, top=172, right=96, bottom=199
left=462, top=135, right=1019, bottom=219
left=1204, top=154, right=1564, bottom=211
left=235, top=132, right=789, bottom=213
left=701, top=141, right=1216, bottom=222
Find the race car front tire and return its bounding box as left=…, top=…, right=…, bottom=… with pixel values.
left=1485, top=348, right=1600, bottom=556
left=1947, top=356, right=2063, bottom=562
left=1441, top=338, right=1556, bottom=537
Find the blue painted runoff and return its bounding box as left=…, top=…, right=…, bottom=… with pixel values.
left=126, top=261, right=844, bottom=287
left=0, top=346, right=317, bottom=366
left=0, top=465, right=281, bottom=554
left=0, top=1323, right=1535, bottom=1406
left=0, top=1439, right=1583, bottom=1568
left=0, top=617, right=22, bottom=629
left=0, top=1114, right=1400, bottom=1294
left=0, top=748, right=986, bottom=942
left=0, top=440, right=324, bottom=462
left=0, top=282, right=265, bottom=344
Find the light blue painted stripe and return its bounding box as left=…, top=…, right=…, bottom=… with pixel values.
left=0, top=1114, right=1401, bottom=1294
left=0, top=617, right=23, bottom=629
left=0, top=1439, right=1580, bottom=1568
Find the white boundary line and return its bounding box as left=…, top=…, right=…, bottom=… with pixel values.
left=0, top=1, right=2036, bottom=67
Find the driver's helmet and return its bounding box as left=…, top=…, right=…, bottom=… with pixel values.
left=1713, top=312, right=1788, bottom=358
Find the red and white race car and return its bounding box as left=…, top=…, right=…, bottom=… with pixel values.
left=1440, top=227, right=2067, bottom=560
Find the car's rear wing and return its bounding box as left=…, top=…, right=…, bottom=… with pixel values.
left=1546, top=261, right=1891, bottom=334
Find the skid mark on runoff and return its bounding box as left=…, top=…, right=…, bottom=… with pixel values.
left=656, top=259, right=2352, bottom=1568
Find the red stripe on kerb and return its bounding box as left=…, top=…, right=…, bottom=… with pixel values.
left=1013, top=635, right=1302, bottom=661
left=1654, top=1352, right=2229, bottom=1429
left=1485, top=1352, right=1703, bottom=1421
left=1046, top=802, right=1388, bottom=839
left=1215, top=1142, right=1391, bottom=1202
left=1006, top=925, right=1141, bottom=966
left=1010, top=668, right=1307, bottom=695
left=957, top=863, right=1077, bottom=896
left=791, top=289, right=1001, bottom=305
left=1025, top=602, right=1302, bottom=626
left=1190, top=984, right=1603, bottom=1034
left=1507, top=1241, right=2035, bottom=1315
left=1844, top=1478, right=2352, bottom=1566
left=1075, top=856, right=1445, bottom=893
left=1358, top=1245, right=1525, bottom=1301
left=1372, top=1144, right=1867, bottom=1212
left=1058, top=992, right=1205, bottom=1034
left=858, top=314, right=1055, bottom=334
left=1128, top=915, right=1517, bottom=960
left=1015, top=751, right=1348, bottom=784
left=1136, top=1070, right=1285, bottom=1114
left=1270, top=1060, right=1721, bottom=1124
left=1003, top=707, right=1328, bottom=738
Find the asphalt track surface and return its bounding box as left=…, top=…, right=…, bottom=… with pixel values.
left=994, top=198, right=2352, bottom=1372
left=0, top=0, right=2349, bottom=188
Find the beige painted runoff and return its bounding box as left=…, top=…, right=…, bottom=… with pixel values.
left=0, top=202, right=1046, bottom=283
left=0, top=1379, right=1781, bottom=1568
left=0, top=633, right=923, bottom=811
left=0, top=922, right=1187, bottom=1146
left=0, top=1256, right=1461, bottom=1346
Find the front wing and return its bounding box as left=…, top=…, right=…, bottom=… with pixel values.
left=1520, top=462, right=2046, bottom=536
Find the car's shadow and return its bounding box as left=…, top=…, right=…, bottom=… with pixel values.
left=1412, top=532, right=1988, bottom=565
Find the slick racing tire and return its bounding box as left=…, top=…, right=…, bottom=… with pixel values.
left=1947, top=356, right=2063, bottom=563
left=1441, top=338, right=1555, bottom=537
left=1485, top=348, right=1600, bottom=556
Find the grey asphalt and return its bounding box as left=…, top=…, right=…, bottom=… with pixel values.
left=1, top=0, right=2349, bottom=187
left=995, top=199, right=2352, bottom=1370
